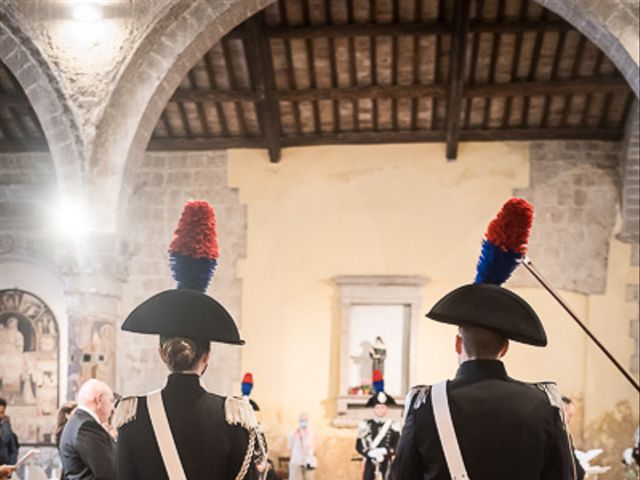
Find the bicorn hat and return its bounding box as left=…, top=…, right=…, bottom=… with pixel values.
left=426, top=198, right=546, bottom=347
left=426, top=283, right=547, bottom=346
left=121, top=200, right=244, bottom=345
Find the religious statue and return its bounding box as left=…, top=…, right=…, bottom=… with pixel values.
left=369, top=336, right=387, bottom=378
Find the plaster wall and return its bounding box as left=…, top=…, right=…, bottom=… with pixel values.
left=227, top=142, right=638, bottom=479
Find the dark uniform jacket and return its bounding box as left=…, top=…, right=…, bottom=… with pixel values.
left=59, top=409, right=117, bottom=480
left=356, top=418, right=400, bottom=480
left=117, top=373, right=254, bottom=480
left=390, top=360, right=575, bottom=480
left=0, top=417, right=18, bottom=466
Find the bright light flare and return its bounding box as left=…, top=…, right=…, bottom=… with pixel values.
left=51, top=200, right=90, bottom=240
left=71, top=2, right=103, bottom=22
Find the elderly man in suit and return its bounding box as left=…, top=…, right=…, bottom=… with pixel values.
left=59, top=379, right=116, bottom=480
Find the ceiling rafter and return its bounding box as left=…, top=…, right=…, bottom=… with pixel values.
left=244, top=13, right=282, bottom=162
left=168, top=77, right=628, bottom=106
left=147, top=126, right=623, bottom=152
left=445, top=0, right=472, bottom=160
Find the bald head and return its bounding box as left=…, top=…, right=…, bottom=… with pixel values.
left=77, top=379, right=114, bottom=424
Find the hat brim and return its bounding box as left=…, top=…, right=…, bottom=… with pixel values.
left=426, top=283, right=547, bottom=347
left=249, top=399, right=260, bottom=412
left=122, top=289, right=244, bottom=345
left=366, top=392, right=398, bottom=407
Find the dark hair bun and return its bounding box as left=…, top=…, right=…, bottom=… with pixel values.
left=160, top=337, right=209, bottom=372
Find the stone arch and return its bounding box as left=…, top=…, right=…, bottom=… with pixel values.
left=0, top=9, right=84, bottom=193
left=534, top=0, right=639, bottom=98
left=90, top=0, right=276, bottom=231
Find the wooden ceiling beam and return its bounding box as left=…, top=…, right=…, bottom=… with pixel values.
left=146, top=127, right=623, bottom=152
left=168, top=77, right=628, bottom=106
left=257, top=20, right=571, bottom=39
left=171, top=89, right=257, bottom=103
left=147, top=136, right=264, bottom=151
left=465, top=76, right=629, bottom=97
left=445, top=0, right=472, bottom=160
left=244, top=14, right=282, bottom=163
left=460, top=128, right=623, bottom=142
left=278, top=84, right=449, bottom=101
left=281, top=130, right=447, bottom=147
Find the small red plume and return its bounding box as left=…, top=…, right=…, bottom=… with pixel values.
left=242, top=373, right=253, bottom=384
left=372, top=370, right=383, bottom=382
left=485, top=198, right=534, bottom=254
left=169, top=200, right=219, bottom=259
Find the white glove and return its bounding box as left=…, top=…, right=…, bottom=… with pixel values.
left=367, top=447, right=388, bottom=463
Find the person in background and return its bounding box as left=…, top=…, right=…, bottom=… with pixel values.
left=356, top=371, right=400, bottom=480
left=59, top=379, right=116, bottom=480
left=55, top=401, right=78, bottom=448
left=0, top=399, right=17, bottom=468
left=288, top=412, right=317, bottom=480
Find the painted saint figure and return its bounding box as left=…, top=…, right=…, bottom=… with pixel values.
left=0, top=318, right=25, bottom=391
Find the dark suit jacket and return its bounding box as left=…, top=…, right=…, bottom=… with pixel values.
left=59, top=409, right=116, bottom=480
left=390, top=360, right=575, bottom=480
left=117, top=373, right=253, bottom=480
left=0, top=418, right=18, bottom=465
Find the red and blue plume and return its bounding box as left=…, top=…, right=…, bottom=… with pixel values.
left=168, top=200, right=219, bottom=291
left=372, top=370, right=384, bottom=393
left=475, top=198, right=534, bottom=285
left=241, top=372, right=253, bottom=396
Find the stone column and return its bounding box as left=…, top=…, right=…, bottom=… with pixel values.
left=57, top=233, right=130, bottom=399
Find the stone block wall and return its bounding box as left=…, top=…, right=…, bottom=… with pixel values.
left=117, top=150, right=247, bottom=397
left=618, top=100, right=639, bottom=243
left=628, top=244, right=639, bottom=374
left=512, top=140, right=620, bottom=295
left=0, top=152, right=56, bottom=235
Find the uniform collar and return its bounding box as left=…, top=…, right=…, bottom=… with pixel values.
left=455, top=359, right=509, bottom=381
left=166, top=372, right=206, bottom=392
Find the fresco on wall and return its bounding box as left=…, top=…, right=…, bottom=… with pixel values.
left=81, top=321, right=115, bottom=383
left=0, top=289, right=58, bottom=443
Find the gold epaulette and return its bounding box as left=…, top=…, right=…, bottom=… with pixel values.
left=224, top=396, right=258, bottom=430
left=113, top=396, right=138, bottom=430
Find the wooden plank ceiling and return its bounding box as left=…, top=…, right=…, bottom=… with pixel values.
left=149, top=0, right=633, bottom=161
left=0, top=0, right=634, bottom=160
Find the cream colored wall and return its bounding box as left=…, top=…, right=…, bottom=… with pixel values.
left=228, top=142, right=637, bottom=477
